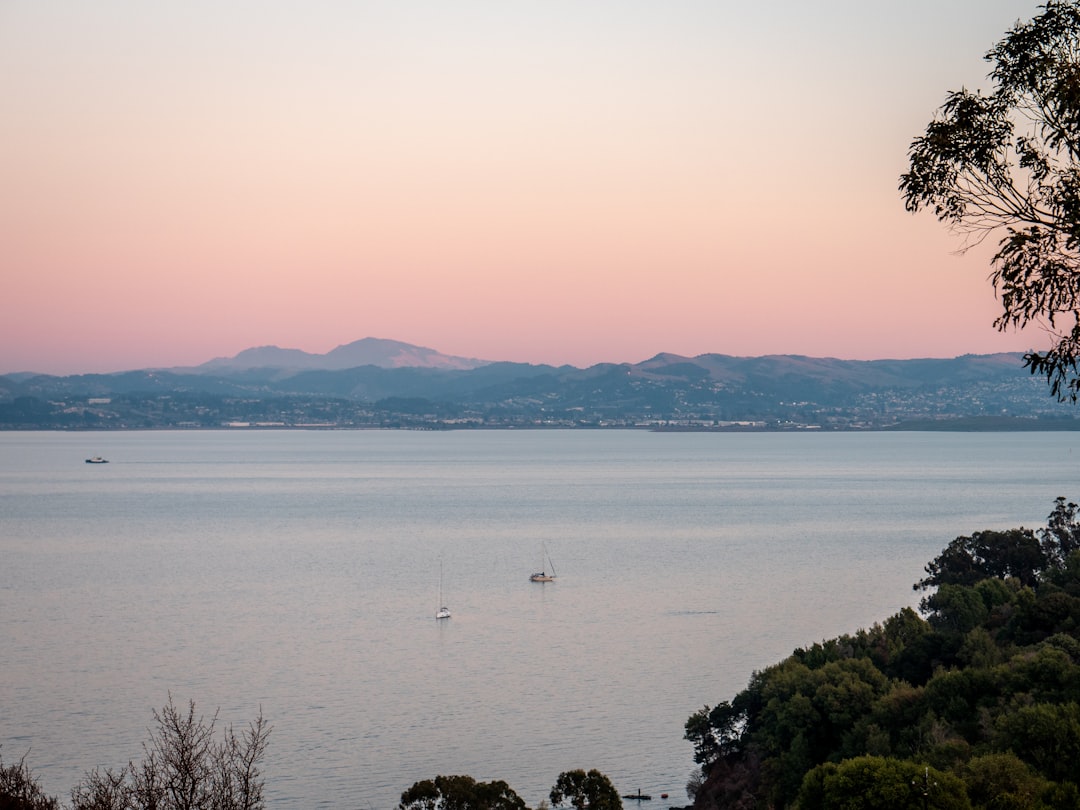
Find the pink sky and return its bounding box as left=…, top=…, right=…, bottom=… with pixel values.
left=0, top=1, right=1050, bottom=375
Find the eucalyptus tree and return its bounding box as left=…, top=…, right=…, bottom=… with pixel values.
left=901, top=0, right=1080, bottom=400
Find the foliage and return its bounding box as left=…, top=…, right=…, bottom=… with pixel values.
left=397, top=770, right=624, bottom=810
left=549, top=770, right=622, bottom=810
left=398, top=775, right=527, bottom=810
left=797, top=758, right=970, bottom=810
left=1040, top=496, right=1080, bottom=566
left=994, top=702, right=1080, bottom=783
left=0, top=751, right=60, bottom=810
left=684, top=701, right=745, bottom=771
left=686, top=496, right=1080, bottom=809
left=959, top=753, right=1051, bottom=810
left=900, top=0, right=1080, bottom=401
left=914, top=529, right=1046, bottom=591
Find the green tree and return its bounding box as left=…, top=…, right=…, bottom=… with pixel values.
left=923, top=584, right=991, bottom=635
left=398, top=775, right=527, bottom=810
left=798, top=757, right=970, bottom=810
left=1040, top=496, right=1080, bottom=566
left=549, top=770, right=622, bottom=810
left=684, top=701, right=745, bottom=771
left=900, top=0, right=1080, bottom=400
left=994, top=701, right=1080, bottom=782
left=915, top=530, right=1046, bottom=592
left=959, top=753, right=1051, bottom=810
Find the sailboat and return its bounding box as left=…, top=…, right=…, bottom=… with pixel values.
left=529, top=543, right=557, bottom=582
left=435, top=560, right=451, bottom=620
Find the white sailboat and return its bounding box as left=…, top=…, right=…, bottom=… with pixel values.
left=529, top=543, right=557, bottom=582
left=436, top=560, right=451, bottom=620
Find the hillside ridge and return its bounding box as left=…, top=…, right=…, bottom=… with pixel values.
left=2, top=344, right=1069, bottom=430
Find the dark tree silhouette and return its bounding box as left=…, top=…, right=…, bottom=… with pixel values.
left=549, top=769, right=622, bottom=810
left=70, top=695, right=270, bottom=810
left=398, top=775, right=527, bottom=810
left=0, top=751, right=60, bottom=810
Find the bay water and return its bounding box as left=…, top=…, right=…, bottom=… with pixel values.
left=3, top=429, right=1079, bottom=808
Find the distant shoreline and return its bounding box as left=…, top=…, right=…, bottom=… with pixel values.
left=6, top=417, right=1080, bottom=433
left=658, top=416, right=1080, bottom=432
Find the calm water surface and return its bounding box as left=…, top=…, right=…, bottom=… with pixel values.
left=3, top=429, right=1080, bottom=808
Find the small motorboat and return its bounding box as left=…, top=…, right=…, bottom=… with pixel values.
left=85, top=456, right=109, bottom=464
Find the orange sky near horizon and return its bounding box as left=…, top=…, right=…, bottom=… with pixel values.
left=0, top=0, right=1052, bottom=375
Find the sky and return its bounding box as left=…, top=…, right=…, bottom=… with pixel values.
left=0, top=0, right=1055, bottom=374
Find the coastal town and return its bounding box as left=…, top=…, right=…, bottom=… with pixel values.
left=2, top=376, right=1074, bottom=431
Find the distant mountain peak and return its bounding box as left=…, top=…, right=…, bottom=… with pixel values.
left=197, top=337, right=490, bottom=373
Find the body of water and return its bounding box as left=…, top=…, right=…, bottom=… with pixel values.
left=3, top=429, right=1079, bottom=808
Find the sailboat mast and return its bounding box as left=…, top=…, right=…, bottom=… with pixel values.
left=436, top=559, right=451, bottom=619
left=530, top=543, right=557, bottom=582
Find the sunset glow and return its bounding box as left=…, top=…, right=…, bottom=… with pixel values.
left=0, top=1, right=1048, bottom=374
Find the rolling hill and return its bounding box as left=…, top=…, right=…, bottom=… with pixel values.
left=1, top=341, right=1075, bottom=429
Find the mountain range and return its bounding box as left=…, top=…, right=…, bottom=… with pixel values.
left=1, top=338, right=1075, bottom=429
left=194, top=337, right=489, bottom=373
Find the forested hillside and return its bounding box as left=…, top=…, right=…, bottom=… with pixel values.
left=3, top=353, right=1076, bottom=430
left=685, top=497, right=1080, bottom=809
